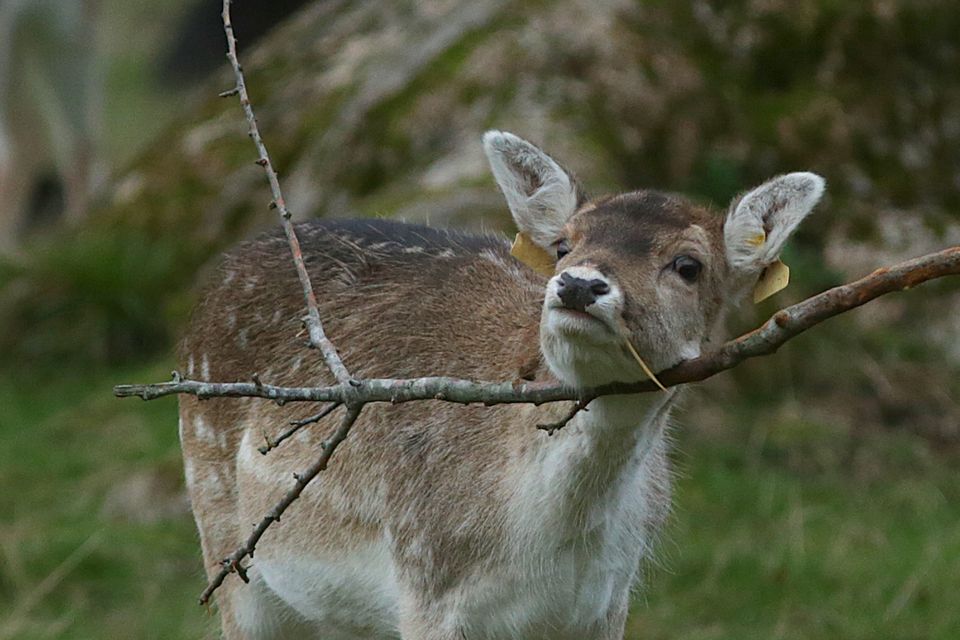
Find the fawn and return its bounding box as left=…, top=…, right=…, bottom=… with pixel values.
left=179, top=130, right=824, bottom=639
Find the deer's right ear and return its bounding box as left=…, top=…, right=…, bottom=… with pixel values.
left=724, top=172, right=825, bottom=273
left=483, top=130, right=582, bottom=249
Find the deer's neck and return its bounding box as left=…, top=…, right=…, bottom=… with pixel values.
left=508, top=388, right=678, bottom=545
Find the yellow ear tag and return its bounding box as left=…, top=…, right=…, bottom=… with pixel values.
left=747, top=231, right=767, bottom=247
left=753, top=259, right=790, bottom=303
left=510, top=232, right=556, bottom=277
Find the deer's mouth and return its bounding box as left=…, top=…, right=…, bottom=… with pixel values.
left=555, top=307, right=602, bottom=323
left=546, top=304, right=617, bottom=337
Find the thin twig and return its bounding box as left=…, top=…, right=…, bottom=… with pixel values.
left=259, top=402, right=342, bottom=454
left=198, top=403, right=363, bottom=605
left=116, top=244, right=960, bottom=410
left=537, top=399, right=591, bottom=435
left=220, top=0, right=352, bottom=386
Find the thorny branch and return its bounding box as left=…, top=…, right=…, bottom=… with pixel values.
left=220, top=0, right=352, bottom=387
left=197, top=404, right=362, bottom=606
left=258, top=402, right=342, bottom=454
left=537, top=399, right=591, bottom=436
left=191, top=0, right=368, bottom=606
left=119, top=0, right=960, bottom=611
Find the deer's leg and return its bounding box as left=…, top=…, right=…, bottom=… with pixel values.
left=181, top=402, right=313, bottom=639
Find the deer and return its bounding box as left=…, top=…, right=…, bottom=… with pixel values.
left=178, top=130, right=825, bottom=639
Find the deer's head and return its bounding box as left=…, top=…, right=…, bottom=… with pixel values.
left=483, top=131, right=825, bottom=387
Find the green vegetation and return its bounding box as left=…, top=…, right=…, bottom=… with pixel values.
left=0, top=364, right=215, bottom=639
left=633, top=398, right=960, bottom=640
left=0, top=227, right=203, bottom=363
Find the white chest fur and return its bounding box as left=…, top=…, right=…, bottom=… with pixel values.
left=256, top=547, right=401, bottom=638
left=450, top=392, right=676, bottom=638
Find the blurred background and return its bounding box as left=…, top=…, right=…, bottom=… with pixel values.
left=1, top=0, right=958, bottom=638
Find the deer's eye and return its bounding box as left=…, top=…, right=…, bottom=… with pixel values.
left=672, top=255, right=702, bottom=283
left=555, top=239, right=571, bottom=260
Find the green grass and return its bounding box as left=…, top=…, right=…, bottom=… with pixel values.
left=0, top=363, right=215, bottom=640
left=631, top=402, right=960, bottom=639
left=0, top=364, right=957, bottom=639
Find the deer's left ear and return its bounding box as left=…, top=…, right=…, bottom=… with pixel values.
left=724, top=172, right=825, bottom=272
left=483, top=130, right=584, bottom=249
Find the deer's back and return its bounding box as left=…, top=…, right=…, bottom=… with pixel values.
left=181, top=219, right=544, bottom=384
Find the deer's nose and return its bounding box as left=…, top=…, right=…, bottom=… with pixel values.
left=557, top=271, right=610, bottom=312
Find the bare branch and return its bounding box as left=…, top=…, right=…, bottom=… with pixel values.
left=198, top=403, right=363, bottom=606
left=537, top=399, right=591, bottom=435
left=117, top=245, right=960, bottom=409
left=220, top=0, right=352, bottom=386
left=258, top=402, right=342, bottom=454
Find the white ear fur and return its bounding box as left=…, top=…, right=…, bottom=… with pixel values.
left=483, top=130, right=580, bottom=248
left=724, top=172, right=825, bottom=271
